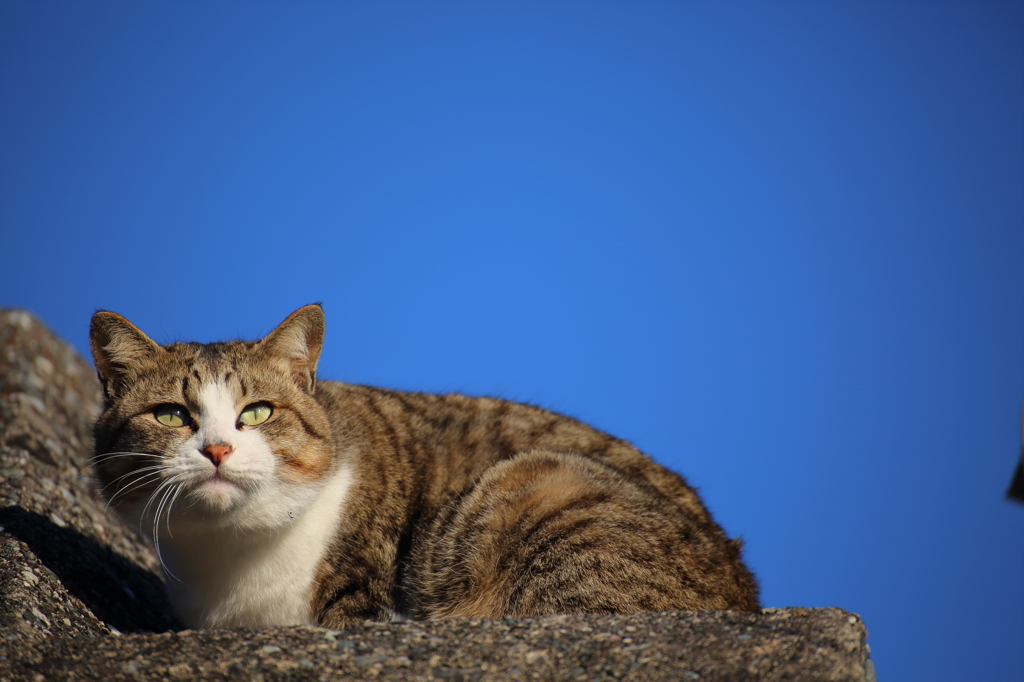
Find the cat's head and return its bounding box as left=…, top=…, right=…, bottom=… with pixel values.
left=89, top=304, right=334, bottom=536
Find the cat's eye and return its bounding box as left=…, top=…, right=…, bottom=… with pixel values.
left=239, top=402, right=273, bottom=427
left=154, top=404, right=191, bottom=428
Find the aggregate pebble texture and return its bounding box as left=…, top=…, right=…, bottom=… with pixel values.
left=0, top=310, right=876, bottom=682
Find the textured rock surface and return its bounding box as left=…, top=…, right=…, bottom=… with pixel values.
left=0, top=310, right=876, bottom=681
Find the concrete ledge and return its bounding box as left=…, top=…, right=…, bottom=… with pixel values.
left=0, top=310, right=876, bottom=681
left=3, top=608, right=873, bottom=682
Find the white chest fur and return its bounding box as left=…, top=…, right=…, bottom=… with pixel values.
left=160, top=463, right=354, bottom=629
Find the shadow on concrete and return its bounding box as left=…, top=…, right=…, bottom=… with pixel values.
left=0, top=507, right=181, bottom=633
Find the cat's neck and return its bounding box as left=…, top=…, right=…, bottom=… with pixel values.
left=158, top=463, right=355, bottom=629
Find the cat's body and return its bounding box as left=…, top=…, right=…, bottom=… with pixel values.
left=89, top=305, right=758, bottom=630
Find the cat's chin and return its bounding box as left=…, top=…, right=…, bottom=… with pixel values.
left=196, top=477, right=244, bottom=511
left=166, top=470, right=252, bottom=518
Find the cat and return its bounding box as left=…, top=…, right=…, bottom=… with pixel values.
left=89, top=304, right=759, bottom=630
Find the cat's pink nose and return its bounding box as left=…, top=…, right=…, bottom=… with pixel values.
left=201, top=443, right=233, bottom=466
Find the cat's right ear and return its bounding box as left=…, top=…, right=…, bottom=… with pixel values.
left=89, top=311, right=163, bottom=400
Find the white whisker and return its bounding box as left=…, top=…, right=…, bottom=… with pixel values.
left=164, top=483, right=186, bottom=539
left=148, top=479, right=183, bottom=581
left=102, top=465, right=166, bottom=490
left=142, top=479, right=175, bottom=533
left=104, top=470, right=165, bottom=513
left=93, top=451, right=164, bottom=462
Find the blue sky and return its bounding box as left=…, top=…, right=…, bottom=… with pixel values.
left=2, top=2, right=1022, bottom=679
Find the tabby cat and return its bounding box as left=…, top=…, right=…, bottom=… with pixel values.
left=89, top=305, right=759, bottom=630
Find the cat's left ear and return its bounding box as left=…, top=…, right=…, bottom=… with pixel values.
left=260, top=304, right=325, bottom=392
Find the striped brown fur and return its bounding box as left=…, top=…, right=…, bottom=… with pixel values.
left=90, top=305, right=759, bottom=630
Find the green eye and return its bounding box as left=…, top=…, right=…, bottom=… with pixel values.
left=154, top=404, right=191, bottom=428
left=239, top=402, right=273, bottom=427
